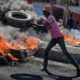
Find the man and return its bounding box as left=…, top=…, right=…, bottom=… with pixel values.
left=41, top=5, right=80, bottom=76
left=67, top=13, right=75, bottom=30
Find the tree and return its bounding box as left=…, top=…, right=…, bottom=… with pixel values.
left=61, top=0, right=72, bottom=5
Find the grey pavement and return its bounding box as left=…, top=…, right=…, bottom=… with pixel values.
left=0, top=21, right=80, bottom=80
left=0, top=57, right=80, bottom=80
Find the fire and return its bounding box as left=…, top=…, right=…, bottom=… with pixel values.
left=0, top=32, right=80, bottom=62
left=10, top=40, right=26, bottom=50
left=0, top=34, right=11, bottom=56
left=10, top=36, right=40, bottom=50
left=23, top=36, right=39, bottom=49
left=64, top=33, right=80, bottom=46
left=0, top=33, right=40, bottom=61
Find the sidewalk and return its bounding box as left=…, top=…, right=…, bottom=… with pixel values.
left=0, top=57, right=80, bottom=80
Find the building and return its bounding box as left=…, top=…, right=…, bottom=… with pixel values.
left=57, top=0, right=80, bottom=6
left=33, top=0, right=80, bottom=25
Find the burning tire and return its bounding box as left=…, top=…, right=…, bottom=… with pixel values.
left=5, top=11, right=33, bottom=28
left=0, top=56, right=8, bottom=65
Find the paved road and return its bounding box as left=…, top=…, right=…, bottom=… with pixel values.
left=0, top=21, right=80, bottom=80
left=0, top=57, right=80, bottom=80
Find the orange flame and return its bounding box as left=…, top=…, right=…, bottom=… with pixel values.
left=1, top=32, right=80, bottom=62
left=23, top=36, right=39, bottom=49
left=0, top=34, right=11, bottom=56
left=64, top=33, right=80, bottom=46
left=0, top=34, right=40, bottom=61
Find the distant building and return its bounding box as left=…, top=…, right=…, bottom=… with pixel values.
left=57, top=0, right=80, bottom=6
left=33, top=0, right=80, bottom=6
left=33, top=0, right=80, bottom=24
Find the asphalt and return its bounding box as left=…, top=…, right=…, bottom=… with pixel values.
left=0, top=57, right=80, bottom=80
left=0, top=21, right=80, bottom=80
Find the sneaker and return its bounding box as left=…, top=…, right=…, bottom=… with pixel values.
left=77, top=67, right=80, bottom=76
left=40, top=67, right=48, bottom=72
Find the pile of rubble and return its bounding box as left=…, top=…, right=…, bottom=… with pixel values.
left=0, top=0, right=33, bottom=12
left=0, top=0, right=37, bottom=21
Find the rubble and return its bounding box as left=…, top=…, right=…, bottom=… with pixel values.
left=0, top=0, right=33, bottom=20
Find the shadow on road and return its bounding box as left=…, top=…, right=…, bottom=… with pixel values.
left=45, top=70, right=78, bottom=80
left=11, top=73, right=43, bottom=80
left=11, top=71, right=79, bottom=80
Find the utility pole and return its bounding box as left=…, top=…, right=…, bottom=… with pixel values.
left=62, top=0, right=71, bottom=26
left=79, top=0, right=80, bottom=6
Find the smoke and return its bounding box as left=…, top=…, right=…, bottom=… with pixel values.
left=0, top=0, right=33, bottom=12
left=25, top=10, right=38, bottom=19
left=10, top=0, right=32, bottom=11
left=25, top=27, right=51, bottom=42
left=0, top=0, right=51, bottom=48
left=70, top=29, right=80, bottom=39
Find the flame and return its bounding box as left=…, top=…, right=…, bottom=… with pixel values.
left=23, top=36, right=39, bottom=49
left=10, top=36, right=40, bottom=50
left=1, top=31, right=80, bottom=62
left=64, top=33, right=80, bottom=46
left=0, top=34, right=11, bottom=56
left=10, top=40, right=26, bottom=50
left=7, top=53, right=19, bottom=61
left=0, top=33, right=40, bottom=61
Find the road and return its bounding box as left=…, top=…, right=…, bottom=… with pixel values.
left=0, top=57, right=80, bottom=80
left=0, top=21, right=80, bottom=80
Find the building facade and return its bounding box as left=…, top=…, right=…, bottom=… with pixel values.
left=33, top=0, right=80, bottom=6
left=57, top=0, right=80, bottom=6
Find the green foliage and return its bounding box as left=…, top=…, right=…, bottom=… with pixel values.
left=61, top=0, right=72, bottom=4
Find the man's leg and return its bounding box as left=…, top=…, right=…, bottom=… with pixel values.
left=58, top=37, right=79, bottom=67
left=42, top=38, right=56, bottom=71
left=57, top=37, right=80, bottom=76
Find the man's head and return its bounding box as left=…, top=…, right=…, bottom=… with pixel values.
left=42, top=5, right=52, bottom=17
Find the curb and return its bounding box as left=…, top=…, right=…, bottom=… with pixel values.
left=32, top=57, right=75, bottom=70
left=34, top=47, right=80, bottom=64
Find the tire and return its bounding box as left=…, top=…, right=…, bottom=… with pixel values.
left=9, top=49, right=28, bottom=61
left=0, top=56, right=8, bottom=65
left=5, top=11, right=33, bottom=28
